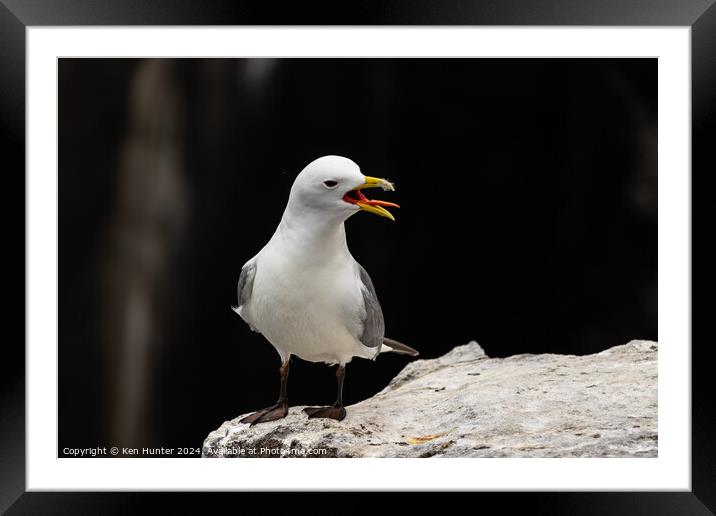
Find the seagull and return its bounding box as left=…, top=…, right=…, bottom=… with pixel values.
left=232, top=155, right=418, bottom=424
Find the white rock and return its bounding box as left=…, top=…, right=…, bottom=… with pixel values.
left=203, top=340, right=657, bottom=458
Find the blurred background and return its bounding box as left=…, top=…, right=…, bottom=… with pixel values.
left=59, top=58, right=656, bottom=456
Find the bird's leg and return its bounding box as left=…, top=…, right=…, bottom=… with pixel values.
left=303, top=364, right=347, bottom=421
left=240, top=360, right=290, bottom=426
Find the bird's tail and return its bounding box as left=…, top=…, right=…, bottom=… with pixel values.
left=381, top=337, right=419, bottom=356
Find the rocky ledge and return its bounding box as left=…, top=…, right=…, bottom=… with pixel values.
left=203, top=340, right=657, bottom=458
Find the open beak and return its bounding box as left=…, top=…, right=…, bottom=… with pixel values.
left=343, top=176, right=400, bottom=221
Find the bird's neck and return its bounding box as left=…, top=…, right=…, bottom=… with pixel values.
left=275, top=205, right=350, bottom=261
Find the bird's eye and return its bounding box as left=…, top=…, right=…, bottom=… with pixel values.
left=323, top=180, right=338, bottom=189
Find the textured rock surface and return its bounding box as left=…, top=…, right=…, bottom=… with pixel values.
left=203, top=340, right=657, bottom=458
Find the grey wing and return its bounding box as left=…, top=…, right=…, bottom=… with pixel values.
left=232, top=260, right=256, bottom=313
left=355, top=263, right=385, bottom=349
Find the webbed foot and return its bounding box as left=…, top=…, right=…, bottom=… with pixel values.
left=302, top=405, right=346, bottom=421
left=240, top=401, right=289, bottom=425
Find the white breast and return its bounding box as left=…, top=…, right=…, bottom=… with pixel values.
left=241, top=237, right=372, bottom=365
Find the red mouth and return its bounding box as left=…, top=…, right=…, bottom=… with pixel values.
left=343, top=189, right=400, bottom=209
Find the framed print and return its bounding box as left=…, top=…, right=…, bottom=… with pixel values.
left=4, top=0, right=711, bottom=512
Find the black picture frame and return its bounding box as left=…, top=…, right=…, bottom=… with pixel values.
left=4, top=0, right=710, bottom=512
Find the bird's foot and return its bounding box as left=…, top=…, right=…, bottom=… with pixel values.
left=240, top=400, right=289, bottom=426
left=302, top=405, right=346, bottom=421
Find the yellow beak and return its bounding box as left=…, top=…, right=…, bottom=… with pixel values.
left=343, top=176, right=400, bottom=221
left=354, top=176, right=395, bottom=192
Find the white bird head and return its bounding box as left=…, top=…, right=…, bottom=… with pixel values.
left=286, top=155, right=399, bottom=223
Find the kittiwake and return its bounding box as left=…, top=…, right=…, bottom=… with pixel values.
left=232, top=155, right=418, bottom=424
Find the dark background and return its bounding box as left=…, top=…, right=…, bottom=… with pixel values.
left=58, top=58, right=656, bottom=456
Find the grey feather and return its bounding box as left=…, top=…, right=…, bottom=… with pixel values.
left=233, top=261, right=256, bottom=310
left=356, top=264, right=385, bottom=349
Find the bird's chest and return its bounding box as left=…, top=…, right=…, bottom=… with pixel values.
left=248, top=253, right=361, bottom=333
